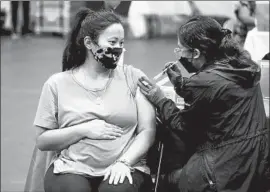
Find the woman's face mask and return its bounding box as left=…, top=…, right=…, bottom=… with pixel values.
left=91, top=46, right=124, bottom=69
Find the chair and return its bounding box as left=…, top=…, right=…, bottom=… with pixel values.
left=148, top=115, right=192, bottom=192
left=146, top=116, right=165, bottom=192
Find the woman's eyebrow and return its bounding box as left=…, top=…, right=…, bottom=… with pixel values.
left=107, top=36, right=124, bottom=40
left=107, top=36, right=118, bottom=40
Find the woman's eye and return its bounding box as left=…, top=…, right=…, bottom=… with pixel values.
left=120, top=42, right=124, bottom=46
left=109, top=41, right=116, bottom=45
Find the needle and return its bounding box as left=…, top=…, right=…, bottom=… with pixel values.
left=153, top=61, right=178, bottom=80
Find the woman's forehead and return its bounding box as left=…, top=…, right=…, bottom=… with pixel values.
left=100, top=23, right=124, bottom=39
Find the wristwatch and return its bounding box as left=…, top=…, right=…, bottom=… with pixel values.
left=115, top=159, right=135, bottom=172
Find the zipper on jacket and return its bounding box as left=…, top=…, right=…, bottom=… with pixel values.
left=201, top=154, right=217, bottom=191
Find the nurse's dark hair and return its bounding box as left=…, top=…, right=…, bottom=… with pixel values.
left=62, top=8, right=123, bottom=71
left=177, top=16, right=255, bottom=67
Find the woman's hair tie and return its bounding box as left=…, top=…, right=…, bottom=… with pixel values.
left=221, top=28, right=232, bottom=37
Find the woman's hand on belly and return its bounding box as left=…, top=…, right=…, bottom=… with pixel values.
left=80, top=119, right=123, bottom=140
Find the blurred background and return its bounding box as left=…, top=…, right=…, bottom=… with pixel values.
left=1, top=1, right=269, bottom=191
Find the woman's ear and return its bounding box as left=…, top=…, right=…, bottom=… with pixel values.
left=84, top=36, right=93, bottom=50
left=193, top=48, right=201, bottom=59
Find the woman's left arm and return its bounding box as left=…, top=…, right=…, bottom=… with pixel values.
left=119, top=88, right=156, bottom=164
left=104, top=88, right=156, bottom=185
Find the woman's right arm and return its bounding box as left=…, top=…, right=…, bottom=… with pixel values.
left=36, top=120, right=123, bottom=151
left=36, top=123, right=86, bottom=152
left=35, top=77, right=123, bottom=152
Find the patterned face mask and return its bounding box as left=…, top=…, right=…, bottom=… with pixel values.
left=91, top=47, right=124, bottom=69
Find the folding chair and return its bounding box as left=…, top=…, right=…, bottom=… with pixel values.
left=153, top=117, right=165, bottom=192
left=146, top=116, right=165, bottom=192
left=147, top=112, right=196, bottom=192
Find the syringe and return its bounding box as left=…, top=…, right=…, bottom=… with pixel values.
left=153, top=61, right=178, bottom=80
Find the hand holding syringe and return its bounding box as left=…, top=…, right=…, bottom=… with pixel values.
left=140, top=61, right=179, bottom=87
left=138, top=60, right=180, bottom=106
left=153, top=61, right=178, bottom=80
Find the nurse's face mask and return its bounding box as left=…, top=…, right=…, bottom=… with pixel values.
left=174, top=47, right=198, bottom=73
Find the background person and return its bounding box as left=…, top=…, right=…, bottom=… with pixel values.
left=10, top=1, right=32, bottom=39
left=224, top=1, right=256, bottom=46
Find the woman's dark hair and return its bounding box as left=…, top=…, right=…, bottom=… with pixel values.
left=177, top=16, right=255, bottom=67
left=62, top=8, right=123, bottom=71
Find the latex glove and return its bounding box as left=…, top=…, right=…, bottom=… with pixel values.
left=165, top=62, right=183, bottom=86
left=137, top=76, right=166, bottom=106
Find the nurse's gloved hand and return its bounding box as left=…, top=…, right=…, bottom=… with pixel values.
left=166, top=63, right=183, bottom=86
left=138, top=76, right=166, bottom=106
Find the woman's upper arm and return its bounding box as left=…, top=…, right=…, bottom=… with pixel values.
left=125, top=65, right=156, bottom=133
left=35, top=126, right=47, bottom=138
left=135, top=88, right=156, bottom=134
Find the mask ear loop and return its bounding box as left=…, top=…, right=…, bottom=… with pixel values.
left=180, top=48, right=194, bottom=61
left=120, top=49, right=136, bottom=97
left=191, top=48, right=195, bottom=63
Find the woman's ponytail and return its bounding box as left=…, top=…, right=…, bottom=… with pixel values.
left=218, top=29, right=240, bottom=57
left=62, top=8, right=92, bottom=71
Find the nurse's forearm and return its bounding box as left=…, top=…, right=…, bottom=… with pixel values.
left=156, top=98, right=185, bottom=131
left=174, top=76, right=188, bottom=97
left=118, top=129, right=155, bottom=166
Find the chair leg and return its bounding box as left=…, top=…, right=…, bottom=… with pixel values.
left=154, top=143, right=164, bottom=192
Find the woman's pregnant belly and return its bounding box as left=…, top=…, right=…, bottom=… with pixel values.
left=61, top=132, right=135, bottom=170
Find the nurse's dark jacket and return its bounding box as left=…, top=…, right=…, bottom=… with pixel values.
left=156, top=60, right=270, bottom=192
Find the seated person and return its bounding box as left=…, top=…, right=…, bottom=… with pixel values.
left=28, top=8, right=156, bottom=192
